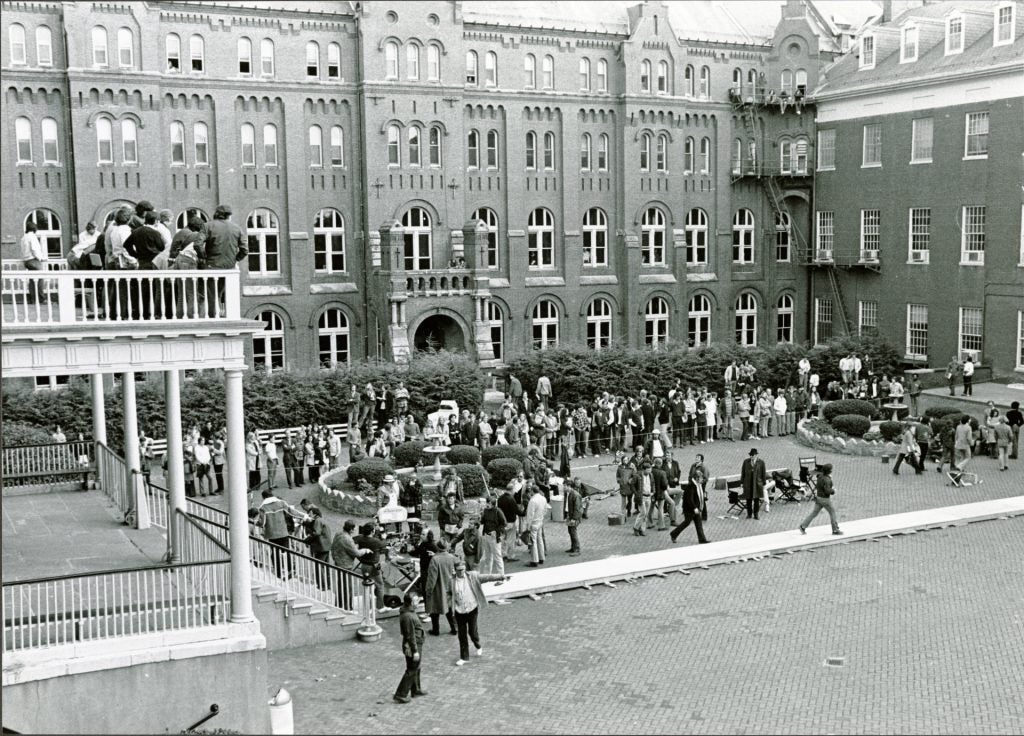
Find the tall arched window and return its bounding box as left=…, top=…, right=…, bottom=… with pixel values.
left=252, top=310, right=285, bottom=373
left=597, top=58, right=608, bottom=92
left=166, top=33, right=181, bottom=72
left=532, top=300, right=559, bottom=350
left=318, top=309, right=350, bottom=368
left=732, top=67, right=743, bottom=89
left=485, top=300, right=504, bottom=360
left=309, top=125, right=323, bottom=167
left=684, top=65, right=694, bottom=96
left=237, top=37, right=252, bottom=75
left=263, top=124, right=278, bottom=166
left=385, top=41, right=399, bottom=78
left=120, top=119, right=137, bottom=164
left=330, top=126, right=344, bottom=166
left=598, top=133, right=609, bottom=171
left=306, top=41, right=320, bottom=78
left=543, top=132, right=555, bottom=169
left=747, top=68, right=757, bottom=91
left=170, top=121, right=186, bottom=165
left=465, top=50, right=478, bottom=84
left=484, top=51, right=497, bottom=86
left=472, top=207, right=499, bottom=269
left=486, top=130, right=498, bottom=168
left=639, top=133, right=651, bottom=171
left=582, top=207, right=607, bottom=267
left=645, top=297, right=670, bottom=347
left=91, top=26, right=108, bottom=67
left=579, top=57, right=591, bottom=91
left=685, top=208, right=708, bottom=265
left=780, top=139, right=793, bottom=174
left=541, top=55, right=554, bottom=88
left=327, top=42, right=341, bottom=79
left=41, top=118, right=59, bottom=164
left=688, top=294, right=712, bottom=347
left=15, top=117, right=31, bottom=162
left=240, top=123, right=255, bottom=166
left=781, top=69, right=793, bottom=94
left=641, top=207, right=666, bottom=266
left=36, top=26, right=52, bottom=66
left=175, top=208, right=208, bottom=231
left=735, top=293, right=758, bottom=346
left=795, top=69, right=807, bottom=93
left=407, top=44, right=420, bottom=80
left=96, top=117, right=113, bottom=163
left=402, top=207, right=432, bottom=270
left=408, top=125, right=421, bottom=167
left=732, top=138, right=743, bottom=174
left=428, top=126, right=441, bottom=166
left=777, top=294, right=794, bottom=343
left=699, top=65, right=710, bottom=98
left=525, top=131, right=537, bottom=169
left=246, top=208, right=280, bottom=274
left=748, top=140, right=757, bottom=171
left=586, top=298, right=612, bottom=350
left=467, top=130, right=480, bottom=168
left=189, top=34, right=204, bottom=72
left=580, top=133, right=592, bottom=171
left=700, top=137, right=711, bottom=174
left=117, top=27, right=133, bottom=68
left=27, top=209, right=62, bottom=259
left=426, top=43, right=440, bottom=81
left=387, top=124, right=400, bottom=165
left=656, top=60, right=669, bottom=94
left=9, top=24, right=26, bottom=65
left=794, top=137, right=809, bottom=174
left=640, top=59, right=651, bottom=92
left=260, top=38, right=274, bottom=76
left=656, top=133, right=668, bottom=172
left=684, top=136, right=695, bottom=173
left=528, top=208, right=554, bottom=268
left=775, top=212, right=791, bottom=262
left=524, top=54, right=536, bottom=88
left=732, top=209, right=754, bottom=264
left=313, top=208, right=346, bottom=273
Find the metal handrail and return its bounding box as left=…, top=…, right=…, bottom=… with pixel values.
left=1, top=558, right=231, bottom=588
left=185, top=705, right=220, bottom=732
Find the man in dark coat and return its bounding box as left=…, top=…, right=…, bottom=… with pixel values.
left=669, top=467, right=709, bottom=544
left=640, top=398, right=656, bottom=450
left=424, top=539, right=457, bottom=636
left=565, top=479, right=584, bottom=556
left=740, top=448, right=766, bottom=520
left=393, top=591, right=427, bottom=704
left=202, top=204, right=247, bottom=316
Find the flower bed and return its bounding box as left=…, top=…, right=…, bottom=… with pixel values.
left=795, top=418, right=899, bottom=458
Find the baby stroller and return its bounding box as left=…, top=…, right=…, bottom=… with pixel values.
left=771, top=469, right=802, bottom=503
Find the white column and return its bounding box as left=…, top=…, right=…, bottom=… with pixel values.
left=122, top=371, right=149, bottom=529
left=91, top=373, right=107, bottom=447
left=164, top=370, right=186, bottom=563
left=225, top=368, right=254, bottom=622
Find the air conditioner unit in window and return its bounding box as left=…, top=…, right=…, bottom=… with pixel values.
left=910, top=250, right=928, bottom=263
left=963, top=251, right=984, bottom=263
left=860, top=249, right=879, bottom=262
left=816, top=249, right=834, bottom=262
left=962, top=349, right=981, bottom=363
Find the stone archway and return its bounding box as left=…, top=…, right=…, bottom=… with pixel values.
left=413, top=314, right=466, bottom=353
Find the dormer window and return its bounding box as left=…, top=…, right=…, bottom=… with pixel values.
left=901, top=25, right=918, bottom=63
left=946, top=14, right=964, bottom=54
left=994, top=3, right=1015, bottom=46
left=859, top=35, right=875, bottom=69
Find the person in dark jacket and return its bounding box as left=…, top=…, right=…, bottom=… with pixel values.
left=740, top=448, right=766, bottom=520
left=565, top=479, right=584, bottom=556
left=301, top=507, right=332, bottom=589
left=799, top=463, right=842, bottom=535
left=393, top=591, right=427, bottom=704
left=669, top=468, right=709, bottom=544
left=202, top=204, right=247, bottom=316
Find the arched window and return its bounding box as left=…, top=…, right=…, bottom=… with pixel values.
left=684, top=65, right=694, bottom=96
left=237, top=37, right=252, bottom=75
left=407, top=44, right=420, bottom=80
left=541, top=54, right=554, bottom=88
left=640, top=59, right=651, bottom=92
left=656, top=60, right=669, bottom=94
left=465, top=50, right=478, bottom=85
left=36, top=26, right=52, bottom=66
left=688, top=294, right=711, bottom=347
left=15, top=117, right=31, bottom=162
left=309, top=125, right=323, bottom=167
left=586, top=298, right=613, bottom=350
left=685, top=208, right=708, bottom=265
left=732, top=67, right=743, bottom=89
left=579, top=57, right=591, bottom=91
left=777, top=294, right=794, bottom=343
left=699, top=65, right=710, bottom=98
left=260, top=38, right=274, bottom=76
left=525, top=131, right=537, bottom=169
left=597, top=58, right=608, bottom=92
left=96, top=117, right=113, bottom=163
left=252, top=310, right=285, bottom=373
left=486, top=130, right=498, bottom=168
left=426, top=44, right=440, bottom=81
left=327, top=42, right=341, bottom=79
left=246, top=208, right=280, bottom=274
left=580, top=133, right=592, bottom=171
left=384, top=41, right=398, bottom=78
left=532, top=300, right=559, bottom=350
left=732, top=209, right=755, bottom=264
left=166, top=33, right=181, bottom=72
left=189, top=34, right=204, bottom=72
left=91, top=26, right=107, bottom=67
left=120, top=119, right=137, bottom=164
left=313, top=208, right=346, bottom=273
left=402, top=207, right=432, bottom=270
left=117, top=27, right=133, bottom=68
left=794, top=137, right=809, bottom=173
left=645, top=297, right=670, bottom=347
left=306, top=41, right=320, bottom=78
left=428, top=126, right=441, bottom=166
left=641, top=207, right=666, bottom=266
left=318, top=309, right=350, bottom=368
left=467, top=129, right=480, bottom=168
left=775, top=212, right=791, bottom=262
left=472, top=207, right=499, bottom=269
left=330, top=126, right=344, bottom=166
left=543, top=132, right=555, bottom=169
left=387, top=124, right=400, bottom=165
left=484, top=50, right=497, bottom=86
left=656, top=133, right=668, bottom=172
left=170, top=121, right=186, bottom=165
left=639, top=133, right=651, bottom=171
left=26, top=209, right=62, bottom=259
left=407, top=125, right=421, bottom=166
left=795, top=69, right=808, bottom=93
left=732, top=138, right=743, bottom=175
left=747, top=140, right=757, bottom=171
left=598, top=133, right=609, bottom=171
left=735, top=293, right=758, bottom=346
left=528, top=208, right=554, bottom=268
left=582, top=207, right=607, bottom=267
left=9, top=23, right=26, bottom=65
left=175, top=208, right=208, bottom=231
left=263, top=124, right=278, bottom=166
left=485, top=300, right=504, bottom=360
left=524, top=54, right=536, bottom=88
left=240, top=123, right=255, bottom=166
left=747, top=68, right=757, bottom=91
left=780, top=139, right=793, bottom=174
left=700, top=137, right=711, bottom=174
left=684, top=136, right=695, bottom=173
left=41, top=118, right=59, bottom=163
left=781, top=69, right=793, bottom=94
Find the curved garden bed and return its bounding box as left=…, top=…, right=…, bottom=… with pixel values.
left=795, top=418, right=899, bottom=457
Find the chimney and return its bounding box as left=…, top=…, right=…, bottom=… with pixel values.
left=882, top=0, right=926, bottom=23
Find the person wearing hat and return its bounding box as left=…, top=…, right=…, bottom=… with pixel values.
left=628, top=460, right=655, bottom=536
left=799, top=463, right=842, bottom=535
left=740, top=447, right=766, bottom=520
left=644, top=427, right=666, bottom=461
left=448, top=557, right=509, bottom=666
left=201, top=203, right=247, bottom=316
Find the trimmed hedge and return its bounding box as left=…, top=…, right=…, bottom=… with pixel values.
left=481, top=444, right=529, bottom=468
left=454, top=463, right=489, bottom=498
left=878, top=421, right=905, bottom=443
left=447, top=444, right=481, bottom=465
left=4, top=421, right=58, bottom=447
left=486, top=458, right=523, bottom=489
left=393, top=440, right=431, bottom=468
left=822, top=399, right=878, bottom=422
left=346, top=457, right=395, bottom=488
left=830, top=414, right=872, bottom=438
left=924, top=406, right=964, bottom=422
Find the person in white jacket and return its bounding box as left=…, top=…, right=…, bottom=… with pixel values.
left=772, top=390, right=788, bottom=437
left=524, top=484, right=549, bottom=567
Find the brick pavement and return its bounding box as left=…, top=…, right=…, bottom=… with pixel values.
left=268, top=515, right=1024, bottom=735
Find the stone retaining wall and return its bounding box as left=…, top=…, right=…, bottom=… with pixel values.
left=795, top=419, right=900, bottom=458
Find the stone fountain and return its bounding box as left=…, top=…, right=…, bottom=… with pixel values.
left=422, top=433, right=450, bottom=482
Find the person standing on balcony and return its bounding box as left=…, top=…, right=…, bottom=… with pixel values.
left=20, top=219, right=48, bottom=304
left=68, top=221, right=99, bottom=270
left=202, top=204, right=247, bottom=317
left=124, top=211, right=166, bottom=317
left=153, top=210, right=174, bottom=269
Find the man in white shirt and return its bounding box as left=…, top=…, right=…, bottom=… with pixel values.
left=839, top=355, right=854, bottom=385
left=773, top=390, right=788, bottom=436
left=20, top=219, right=48, bottom=304
left=263, top=437, right=280, bottom=488
left=449, top=559, right=507, bottom=667
left=328, top=431, right=342, bottom=469
left=798, top=357, right=811, bottom=390
left=962, top=356, right=975, bottom=396
left=524, top=485, right=549, bottom=566
left=853, top=354, right=863, bottom=381
left=192, top=436, right=213, bottom=496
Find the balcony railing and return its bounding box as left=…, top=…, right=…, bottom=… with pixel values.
left=404, top=270, right=474, bottom=298
left=1, top=269, right=240, bottom=327
left=1, top=439, right=94, bottom=491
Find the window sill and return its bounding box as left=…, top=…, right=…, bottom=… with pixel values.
left=860, top=163, right=882, bottom=169
left=958, top=260, right=985, bottom=266
left=906, top=258, right=930, bottom=265
left=962, top=155, right=988, bottom=161
left=816, top=166, right=835, bottom=172
left=909, top=159, right=932, bottom=165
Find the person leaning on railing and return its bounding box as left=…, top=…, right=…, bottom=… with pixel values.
left=201, top=204, right=247, bottom=317
left=169, top=216, right=206, bottom=318
left=19, top=218, right=48, bottom=304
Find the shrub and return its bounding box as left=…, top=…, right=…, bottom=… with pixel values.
left=801, top=418, right=835, bottom=435
left=346, top=457, right=394, bottom=488
left=830, top=414, right=872, bottom=438
left=878, top=421, right=904, bottom=442
left=933, top=414, right=980, bottom=451
left=447, top=444, right=481, bottom=465
left=3, top=421, right=58, bottom=447
left=862, top=430, right=883, bottom=442
left=454, top=463, right=489, bottom=498
left=822, top=399, right=878, bottom=423
left=393, top=440, right=431, bottom=468
left=481, top=444, right=529, bottom=468
left=486, top=458, right=523, bottom=488
left=924, top=406, right=963, bottom=422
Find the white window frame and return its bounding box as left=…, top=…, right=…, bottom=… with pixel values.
left=531, top=300, right=559, bottom=350
left=699, top=66, right=710, bottom=98
left=528, top=208, right=555, bottom=269
left=684, top=65, right=694, bottom=97
left=579, top=57, right=591, bottom=91
left=945, top=13, right=964, bottom=55
left=384, top=41, right=399, bottom=79
left=306, top=41, right=320, bottom=78
left=466, top=130, right=479, bottom=169
left=427, top=126, right=440, bottom=168
left=91, top=26, right=107, bottom=68
left=166, top=33, right=181, bottom=72
left=817, top=129, right=835, bottom=171
left=246, top=208, right=281, bottom=275
left=911, top=117, right=933, bottom=163
left=117, top=27, right=133, bottom=69
left=775, top=212, right=791, bottom=262
left=994, top=3, right=1015, bottom=46
left=465, top=51, right=478, bottom=85
left=543, top=132, right=555, bottom=170
left=732, top=208, right=754, bottom=265
left=402, top=207, right=432, bottom=270
left=908, top=207, right=930, bottom=264
left=263, top=124, right=278, bottom=167
left=958, top=307, right=983, bottom=361
left=960, top=205, right=986, bottom=266
left=582, top=207, right=607, bottom=267
left=862, top=123, right=882, bottom=167
left=732, top=139, right=742, bottom=175
left=542, top=55, right=554, bottom=89
left=735, top=293, right=758, bottom=347
left=524, top=54, right=535, bottom=89
left=119, top=118, right=136, bottom=164
left=645, top=297, right=670, bottom=348
left=640, top=60, right=651, bottom=92
left=586, top=298, right=612, bottom=350
left=252, top=311, right=285, bottom=373
left=10, top=23, right=26, bottom=65
left=309, top=125, right=323, bottom=167
left=15, top=116, right=32, bottom=163
left=814, top=297, right=833, bottom=346
left=964, top=111, right=989, bottom=159
left=780, top=140, right=792, bottom=174
left=656, top=60, right=668, bottom=95
left=859, top=300, right=879, bottom=336
left=597, top=59, right=608, bottom=92
left=684, top=136, right=694, bottom=174
left=240, top=123, right=255, bottom=167
left=170, top=121, right=186, bottom=166
left=407, top=44, right=420, bottom=81
left=318, top=309, right=350, bottom=368
left=331, top=126, right=345, bottom=167
left=685, top=208, right=708, bottom=266
left=313, top=208, right=346, bottom=274
left=260, top=38, right=274, bottom=77
left=688, top=294, right=711, bottom=347
left=484, top=51, right=497, bottom=87
left=860, top=209, right=880, bottom=262
left=777, top=294, right=794, bottom=343
left=29, top=208, right=62, bottom=259
left=238, top=38, right=252, bottom=76
left=525, top=131, right=536, bottom=170
left=859, top=34, right=875, bottom=70
left=328, top=42, right=342, bottom=79
left=408, top=125, right=421, bottom=168
left=700, top=137, right=711, bottom=175
left=426, top=44, right=439, bottom=82
left=189, top=34, right=204, bottom=73
left=598, top=133, right=609, bottom=172
left=656, top=134, right=668, bottom=173
left=193, top=122, right=208, bottom=166
left=906, top=304, right=928, bottom=360
left=36, top=26, right=52, bottom=67
left=96, top=117, right=113, bottom=164
left=640, top=207, right=666, bottom=267
left=387, top=125, right=401, bottom=166
left=900, top=24, right=918, bottom=63
left=485, top=129, right=498, bottom=169
left=639, top=133, right=651, bottom=172
left=486, top=301, right=504, bottom=360
left=816, top=210, right=834, bottom=260
left=580, top=133, right=591, bottom=172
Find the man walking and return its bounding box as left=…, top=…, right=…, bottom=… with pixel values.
left=688, top=453, right=709, bottom=522
left=449, top=560, right=508, bottom=666
left=740, top=448, right=765, bottom=520
left=393, top=592, right=427, bottom=704
left=669, top=465, right=709, bottom=545
left=565, top=479, right=583, bottom=556
left=424, top=539, right=457, bottom=635
left=497, top=482, right=521, bottom=562
left=799, top=463, right=842, bottom=535
left=629, top=461, right=654, bottom=536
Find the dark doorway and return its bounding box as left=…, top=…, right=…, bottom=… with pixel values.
left=413, top=315, right=465, bottom=353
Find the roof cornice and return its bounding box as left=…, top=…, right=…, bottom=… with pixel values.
left=815, top=60, right=1024, bottom=101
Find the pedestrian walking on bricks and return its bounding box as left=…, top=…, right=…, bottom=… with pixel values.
left=448, top=559, right=507, bottom=667
left=565, top=478, right=584, bottom=556
left=669, top=463, right=709, bottom=545
left=799, top=463, right=842, bottom=536
left=525, top=484, right=549, bottom=565
left=393, top=592, right=427, bottom=704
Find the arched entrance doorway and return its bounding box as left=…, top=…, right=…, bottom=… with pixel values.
left=413, top=314, right=465, bottom=353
